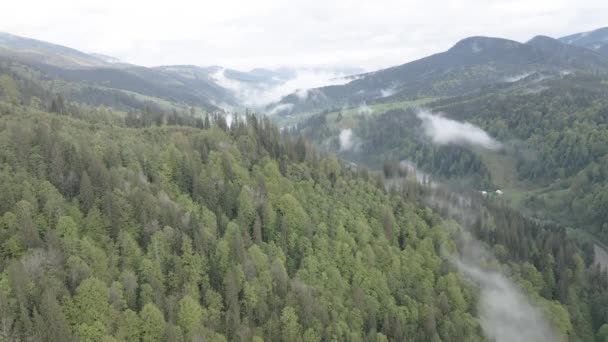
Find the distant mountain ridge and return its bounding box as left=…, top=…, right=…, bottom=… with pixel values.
left=2, top=28, right=608, bottom=116
left=0, top=32, right=363, bottom=112
left=0, top=32, right=111, bottom=68
left=559, top=27, right=608, bottom=57
left=271, top=32, right=608, bottom=115
left=0, top=32, right=239, bottom=111
left=529, top=34, right=608, bottom=68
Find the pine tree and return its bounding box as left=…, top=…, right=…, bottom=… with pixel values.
left=79, top=171, right=94, bottom=213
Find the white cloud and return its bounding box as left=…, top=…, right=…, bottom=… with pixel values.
left=268, top=103, right=294, bottom=115
left=503, top=72, right=533, bottom=82
left=358, top=102, right=373, bottom=116
left=339, top=129, right=354, bottom=151
left=226, top=113, right=234, bottom=128
left=212, top=68, right=352, bottom=107
left=417, top=110, right=502, bottom=150
left=1, top=0, right=607, bottom=70
left=379, top=87, right=398, bottom=98
left=420, top=187, right=559, bottom=342
left=471, top=41, right=482, bottom=53
left=454, top=252, right=559, bottom=342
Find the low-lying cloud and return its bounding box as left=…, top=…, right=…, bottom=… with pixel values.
left=419, top=189, right=560, bottom=342
left=379, top=86, right=398, bottom=98
left=452, top=233, right=559, bottom=342
left=503, top=72, right=533, bottom=83
left=339, top=128, right=355, bottom=151
left=398, top=160, right=436, bottom=187
left=381, top=166, right=560, bottom=342
left=212, top=68, right=356, bottom=109
left=358, top=102, right=373, bottom=116
left=268, top=103, right=294, bottom=115
left=417, top=110, right=502, bottom=150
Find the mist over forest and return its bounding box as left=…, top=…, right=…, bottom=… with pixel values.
left=1, top=5, right=608, bottom=342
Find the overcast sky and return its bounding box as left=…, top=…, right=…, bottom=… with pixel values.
left=2, top=0, right=607, bottom=71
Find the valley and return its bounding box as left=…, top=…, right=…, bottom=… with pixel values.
left=1, top=23, right=608, bottom=342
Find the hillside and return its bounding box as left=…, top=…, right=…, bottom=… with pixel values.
left=0, top=83, right=489, bottom=341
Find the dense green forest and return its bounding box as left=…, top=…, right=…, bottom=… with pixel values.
left=0, top=72, right=492, bottom=341
left=1, top=64, right=608, bottom=342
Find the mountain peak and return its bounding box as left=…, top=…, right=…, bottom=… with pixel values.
left=449, top=36, right=520, bottom=54
left=527, top=35, right=563, bottom=48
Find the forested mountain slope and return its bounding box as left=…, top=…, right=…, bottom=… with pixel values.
left=0, top=103, right=493, bottom=341
left=429, top=73, right=608, bottom=240
left=294, top=71, right=608, bottom=243
left=0, top=77, right=492, bottom=341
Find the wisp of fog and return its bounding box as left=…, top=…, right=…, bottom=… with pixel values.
left=339, top=129, right=354, bottom=151
left=453, top=231, right=560, bottom=342
left=212, top=68, right=353, bottom=108
left=358, top=102, right=373, bottom=116
left=417, top=110, right=502, bottom=150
